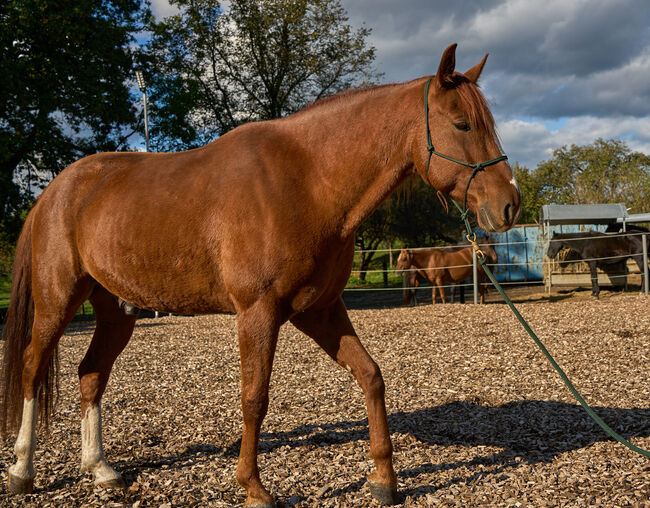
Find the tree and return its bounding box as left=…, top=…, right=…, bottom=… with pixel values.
left=512, top=162, right=543, bottom=224
left=355, top=203, right=390, bottom=281
left=387, top=178, right=461, bottom=247
left=0, top=0, right=149, bottom=240
left=516, top=139, right=650, bottom=222
left=354, top=178, right=464, bottom=279
left=145, top=0, right=380, bottom=151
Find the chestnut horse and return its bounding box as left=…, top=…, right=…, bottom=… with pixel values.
left=1, top=44, right=519, bottom=506
left=396, top=240, right=498, bottom=304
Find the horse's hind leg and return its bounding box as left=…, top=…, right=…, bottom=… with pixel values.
left=78, top=286, right=136, bottom=489
left=291, top=297, right=398, bottom=505
left=8, top=280, right=93, bottom=493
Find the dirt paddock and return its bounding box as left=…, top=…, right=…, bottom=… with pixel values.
left=1, top=294, right=649, bottom=506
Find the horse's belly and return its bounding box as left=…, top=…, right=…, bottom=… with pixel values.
left=78, top=225, right=234, bottom=314
left=88, top=258, right=235, bottom=315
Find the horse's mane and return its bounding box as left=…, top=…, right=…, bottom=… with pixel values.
left=293, top=73, right=498, bottom=144
left=295, top=82, right=403, bottom=115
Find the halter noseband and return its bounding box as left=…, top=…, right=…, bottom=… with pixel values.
left=423, top=77, right=508, bottom=225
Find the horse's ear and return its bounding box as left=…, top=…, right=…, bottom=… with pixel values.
left=465, top=53, right=488, bottom=84
left=435, top=43, right=457, bottom=88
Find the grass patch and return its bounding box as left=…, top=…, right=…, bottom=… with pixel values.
left=0, top=276, right=93, bottom=317
left=0, top=276, right=11, bottom=308
left=347, top=251, right=404, bottom=289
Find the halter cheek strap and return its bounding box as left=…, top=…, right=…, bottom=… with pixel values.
left=423, top=77, right=508, bottom=225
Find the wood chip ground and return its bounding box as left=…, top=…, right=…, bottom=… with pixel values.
left=1, top=294, right=649, bottom=506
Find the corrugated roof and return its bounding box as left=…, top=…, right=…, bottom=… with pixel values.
left=540, top=203, right=627, bottom=224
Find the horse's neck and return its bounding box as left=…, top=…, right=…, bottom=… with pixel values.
left=412, top=250, right=435, bottom=269
left=443, top=247, right=471, bottom=264
left=288, top=81, right=423, bottom=238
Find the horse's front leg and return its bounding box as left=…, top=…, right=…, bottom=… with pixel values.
left=588, top=261, right=600, bottom=298
left=291, top=297, right=398, bottom=505
left=236, top=300, right=280, bottom=507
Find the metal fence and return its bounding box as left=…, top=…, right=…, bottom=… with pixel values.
left=347, top=229, right=649, bottom=303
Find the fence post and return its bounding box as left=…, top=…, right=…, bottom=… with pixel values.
left=643, top=233, right=648, bottom=295
left=382, top=259, right=388, bottom=288
left=473, top=248, right=478, bottom=304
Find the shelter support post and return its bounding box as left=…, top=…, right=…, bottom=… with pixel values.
left=643, top=233, right=648, bottom=296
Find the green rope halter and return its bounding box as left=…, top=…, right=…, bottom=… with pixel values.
left=423, top=77, right=507, bottom=222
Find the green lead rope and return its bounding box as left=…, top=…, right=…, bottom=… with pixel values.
left=455, top=201, right=650, bottom=458
left=424, top=73, right=648, bottom=457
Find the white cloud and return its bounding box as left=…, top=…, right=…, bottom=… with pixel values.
left=149, top=0, right=179, bottom=20
left=499, top=116, right=650, bottom=168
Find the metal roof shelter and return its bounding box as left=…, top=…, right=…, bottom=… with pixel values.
left=540, top=203, right=650, bottom=230
left=540, top=203, right=627, bottom=225
left=618, top=213, right=650, bottom=224
left=539, top=203, right=649, bottom=295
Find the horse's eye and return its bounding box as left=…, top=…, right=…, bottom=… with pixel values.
left=454, top=120, right=470, bottom=131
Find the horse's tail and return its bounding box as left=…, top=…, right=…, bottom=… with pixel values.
left=1, top=214, right=58, bottom=435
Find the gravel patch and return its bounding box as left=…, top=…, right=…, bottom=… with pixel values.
left=1, top=294, right=649, bottom=506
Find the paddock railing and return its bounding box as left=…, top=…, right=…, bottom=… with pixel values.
left=348, top=230, right=649, bottom=303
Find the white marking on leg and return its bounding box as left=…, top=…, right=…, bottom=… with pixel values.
left=80, top=403, right=121, bottom=485
left=8, top=398, right=37, bottom=481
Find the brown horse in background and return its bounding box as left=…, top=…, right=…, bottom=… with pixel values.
left=1, top=44, right=519, bottom=506
left=396, top=240, right=498, bottom=304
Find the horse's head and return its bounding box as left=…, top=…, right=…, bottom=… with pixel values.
left=416, top=44, right=521, bottom=233
left=546, top=233, right=563, bottom=259
left=395, top=249, right=413, bottom=276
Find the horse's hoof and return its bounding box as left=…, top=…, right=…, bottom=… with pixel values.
left=7, top=472, right=34, bottom=494
left=368, top=481, right=399, bottom=505
left=96, top=477, right=126, bottom=491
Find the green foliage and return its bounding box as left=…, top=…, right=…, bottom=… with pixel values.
left=145, top=0, right=381, bottom=150
left=516, top=138, right=650, bottom=222
left=355, top=177, right=463, bottom=276
left=386, top=178, right=461, bottom=247
left=0, top=0, right=150, bottom=240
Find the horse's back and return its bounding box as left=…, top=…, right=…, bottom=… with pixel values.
left=26, top=122, right=348, bottom=315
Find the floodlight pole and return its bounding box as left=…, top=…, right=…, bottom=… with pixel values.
left=135, top=70, right=150, bottom=152
left=135, top=70, right=157, bottom=317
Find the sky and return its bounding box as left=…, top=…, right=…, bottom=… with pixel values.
left=150, top=0, right=650, bottom=169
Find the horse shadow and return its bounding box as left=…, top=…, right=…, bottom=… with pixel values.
left=107, top=400, right=649, bottom=503
left=256, top=400, right=650, bottom=500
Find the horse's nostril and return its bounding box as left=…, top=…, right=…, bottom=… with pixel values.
left=504, top=202, right=512, bottom=225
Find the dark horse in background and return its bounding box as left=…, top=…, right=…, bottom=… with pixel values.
left=1, top=44, right=519, bottom=506
left=546, top=231, right=648, bottom=298
left=396, top=238, right=497, bottom=305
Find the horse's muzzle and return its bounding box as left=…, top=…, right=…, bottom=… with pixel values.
left=479, top=198, right=520, bottom=232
